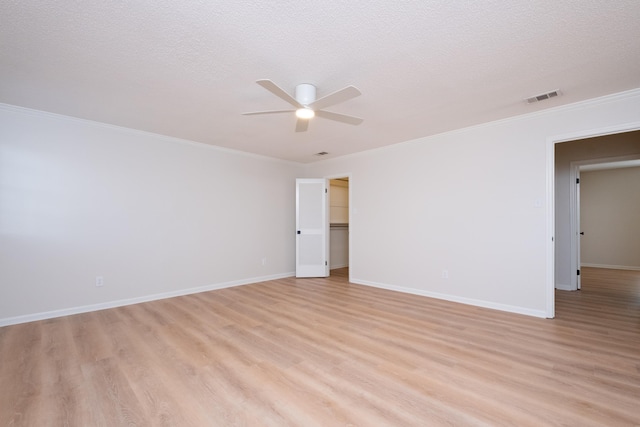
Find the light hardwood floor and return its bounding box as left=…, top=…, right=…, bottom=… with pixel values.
left=1, top=267, right=639, bottom=426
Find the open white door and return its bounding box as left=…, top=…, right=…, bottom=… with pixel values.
left=296, top=178, right=329, bottom=278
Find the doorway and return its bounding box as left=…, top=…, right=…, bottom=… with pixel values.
left=295, top=175, right=351, bottom=279
left=328, top=176, right=350, bottom=276
left=552, top=128, right=640, bottom=316
left=570, top=155, right=640, bottom=290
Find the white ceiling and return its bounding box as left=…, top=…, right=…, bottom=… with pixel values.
left=2, top=1, right=640, bottom=163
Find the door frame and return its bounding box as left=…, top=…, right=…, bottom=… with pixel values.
left=546, top=121, right=640, bottom=318
left=325, top=172, right=352, bottom=282
left=569, top=154, right=640, bottom=291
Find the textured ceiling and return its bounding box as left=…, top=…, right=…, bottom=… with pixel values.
left=2, top=1, right=640, bottom=163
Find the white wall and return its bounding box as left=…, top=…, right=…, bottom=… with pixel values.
left=554, top=131, right=640, bottom=288
left=580, top=166, right=640, bottom=269
left=0, top=105, right=302, bottom=324
left=2, top=90, right=640, bottom=324
left=306, top=89, right=640, bottom=318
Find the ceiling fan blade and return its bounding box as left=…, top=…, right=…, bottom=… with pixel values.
left=315, top=110, right=363, bottom=125
left=242, top=110, right=295, bottom=115
left=295, top=118, right=309, bottom=132
left=256, top=80, right=303, bottom=108
left=308, top=86, right=361, bottom=110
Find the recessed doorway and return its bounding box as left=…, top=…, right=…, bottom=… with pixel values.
left=552, top=128, right=640, bottom=317
left=328, top=177, right=350, bottom=276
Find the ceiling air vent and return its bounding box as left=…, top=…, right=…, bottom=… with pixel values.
left=525, top=89, right=562, bottom=104
left=315, top=152, right=329, bottom=156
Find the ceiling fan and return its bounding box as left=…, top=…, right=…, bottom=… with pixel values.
left=242, top=79, right=363, bottom=132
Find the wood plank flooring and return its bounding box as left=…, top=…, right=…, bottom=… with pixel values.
left=1, top=267, right=639, bottom=426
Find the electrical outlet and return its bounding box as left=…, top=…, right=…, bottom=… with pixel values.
left=95, top=276, right=104, bottom=287
left=441, top=270, right=449, bottom=279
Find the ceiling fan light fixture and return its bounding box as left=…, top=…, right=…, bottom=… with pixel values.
left=243, top=80, right=362, bottom=131
left=296, top=107, right=315, bottom=119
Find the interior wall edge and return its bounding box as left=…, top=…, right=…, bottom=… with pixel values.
left=350, top=278, right=548, bottom=319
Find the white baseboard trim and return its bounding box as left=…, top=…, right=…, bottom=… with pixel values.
left=330, top=263, right=349, bottom=270
left=0, top=272, right=295, bottom=327
left=581, top=263, right=640, bottom=271
left=555, top=283, right=575, bottom=291
left=350, top=278, right=548, bottom=318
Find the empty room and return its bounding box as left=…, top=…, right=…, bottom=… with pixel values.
left=1, top=1, right=640, bottom=425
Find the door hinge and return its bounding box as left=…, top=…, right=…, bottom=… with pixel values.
left=576, top=178, right=580, bottom=184
left=325, top=188, right=328, bottom=193
left=577, top=269, right=580, bottom=276
left=325, top=261, right=328, bottom=266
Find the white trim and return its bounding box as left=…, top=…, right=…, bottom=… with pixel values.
left=546, top=120, right=640, bottom=319
left=545, top=130, right=556, bottom=318
left=555, top=283, right=574, bottom=291
left=582, top=264, right=640, bottom=271
left=0, top=272, right=295, bottom=327
left=351, top=278, right=547, bottom=319
left=330, top=264, right=349, bottom=270
left=548, top=122, right=640, bottom=146
left=0, top=103, right=300, bottom=166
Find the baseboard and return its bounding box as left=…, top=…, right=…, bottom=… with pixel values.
left=581, top=263, right=640, bottom=271
left=0, top=272, right=295, bottom=327
left=350, top=278, right=547, bottom=318
left=555, top=283, right=575, bottom=291
left=330, top=263, right=349, bottom=270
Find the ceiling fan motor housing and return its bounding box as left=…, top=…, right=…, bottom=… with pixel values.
left=295, top=83, right=316, bottom=106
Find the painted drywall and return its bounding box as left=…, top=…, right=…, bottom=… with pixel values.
left=580, top=166, right=640, bottom=269
left=0, top=105, right=302, bottom=324
left=554, top=131, right=640, bottom=288
left=2, top=90, right=640, bottom=324
left=306, top=90, right=640, bottom=317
